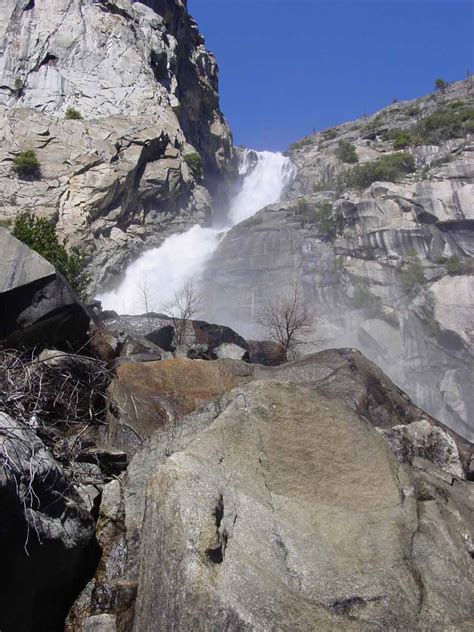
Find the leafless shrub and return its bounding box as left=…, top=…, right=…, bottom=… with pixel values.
left=258, top=283, right=314, bottom=358
left=161, top=280, right=201, bottom=345
left=0, top=349, right=111, bottom=458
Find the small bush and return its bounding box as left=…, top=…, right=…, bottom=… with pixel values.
left=14, top=77, right=23, bottom=95
left=65, top=107, right=83, bottom=120
left=336, top=140, right=358, bottom=164
left=400, top=251, right=425, bottom=293
left=393, top=131, right=412, bottom=150
left=414, top=105, right=474, bottom=144
left=183, top=152, right=203, bottom=179
left=315, top=202, right=337, bottom=239
left=406, top=105, right=420, bottom=117
left=435, top=78, right=448, bottom=94
left=322, top=128, right=337, bottom=141
left=446, top=255, right=474, bottom=276
left=13, top=213, right=91, bottom=299
left=12, top=150, right=41, bottom=178
left=288, top=137, right=313, bottom=151
left=345, top=152, right=416, bottom=189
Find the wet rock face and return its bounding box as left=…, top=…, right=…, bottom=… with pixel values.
left=0, top=0, right=235, bottom=289
left=202, top=80, right=474, bottom=441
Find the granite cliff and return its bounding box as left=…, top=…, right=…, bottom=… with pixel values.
left=0, top=0, right=234, bottom=288
left=202, top=80, right=474, bottom=441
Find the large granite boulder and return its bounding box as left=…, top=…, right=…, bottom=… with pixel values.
left=0, top=412, right=100, bottom=632
left=105, top=357, right=252, bottom=456
left=0, top=228, right=90, bottom=349
left=68, top=348, right=472, bottom=630
left=135, top=380, right=474, bottom=631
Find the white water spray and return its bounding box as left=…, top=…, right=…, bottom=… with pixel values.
left=97, top=149, right=295, bottom=314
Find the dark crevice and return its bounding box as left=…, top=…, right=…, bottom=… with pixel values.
left=22, top=0, right=35, bottom=10
left=330, top=595, right=382, bottom=617
left=206, top=494, right=228, bottom=565
left=98, top=1, right=133, bottom=21
left=37, top=53, right=58, bottom=70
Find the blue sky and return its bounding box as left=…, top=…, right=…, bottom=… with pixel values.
left=189, top=0, right=474, bottom=151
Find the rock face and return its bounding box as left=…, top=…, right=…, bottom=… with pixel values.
left=135, top=380, right=473, bottom=631
left=0, top=227, right=90, bottom=348
left=202, top=80, right=474, bottom=441
left=68, top=348, right=473, bottom=631
left=0, top=411, right=100, bottom=632
left=0, top=0, right=235, bottom=288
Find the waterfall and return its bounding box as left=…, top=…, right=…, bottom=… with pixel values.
left=97, top=149, right=296, bottom=314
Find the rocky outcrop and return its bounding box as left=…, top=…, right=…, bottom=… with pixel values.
left=68, top=348, right=473, bottom=630
left=0, top=227, right=90, bottom=349
left=201, top=80, right=474, bottom=441
left=0, top=0, right=235, bottom=288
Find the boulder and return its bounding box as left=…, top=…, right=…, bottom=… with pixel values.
left=0, top=228, right=90, bottom=350
left=135, top=381, right=474, bottom=630
left=192, top=319, right=249, bottom=351
left=0, top=412, right=100, bottom=632
left=378, top=419, right=465, bottom=478
left=145, top=325, right=175, bottom=351
left=68, top=348, right=473, bottom=629
left=105, top=358, right=249, bottom=456
left=247, top=339, right=287, bottom=365
left=214, top=342, right=249, bottom=361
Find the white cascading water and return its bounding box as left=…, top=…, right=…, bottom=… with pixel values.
left=97, top=150, right=295, bottom=314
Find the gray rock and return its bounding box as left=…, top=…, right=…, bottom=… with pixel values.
left=214, top=342, right=249, bottom=360
left=134, top=380, right=474, bottom=631
left=378, top=419, right=465, bottom=478
left=69, top=349, right=473, bottom=630
left=0, top=228, right=90, bottom=349
left=83, top=615, right=117, bottom=632
left=0, top=411, right=99, bottom=632
left=0, top=0, right=235, bottom=289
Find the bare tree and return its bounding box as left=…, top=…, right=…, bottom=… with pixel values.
left=161, top=280, right=201, bottom=345
left=258, top=283, right=314, bottom=358
left=137, top=276, right=155, bottom=318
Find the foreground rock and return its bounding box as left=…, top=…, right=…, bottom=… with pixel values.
left=0, top=412, right=100, bottom=632
left=0, top=228, right=90, bottom=349
left=136, top=380, right=474, bottom=631
left=69, top=349, right=473, bottom=630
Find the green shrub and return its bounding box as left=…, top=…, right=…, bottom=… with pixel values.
left=345, top=152, right=416, bottom=189
left=12, top=150, right=41, bottom=178
left=400, top=251, right=425, bottom=293
left=406, top=105, right=420, bottom=117
left=14, top=77, right=23, bottom=95
left=435, top=78, right=448, bottom=94
left=315, top=202, right=337, bottom=239
left=446, top=255, right=474, bottom=276
left=183, top=152, right=203, bottom=179
left=322, top=128, right=337, bottom=141
left=288, top=137, right=313, bottom=151
left=393, top=131, right=412, bottom=150
left=414, top=105, right=474, bottom=144
left=13, top=213, right=90, bottom=299
left=335, top=140, right=358, bottom=164
left=65, top=107, right=83, bottom=120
